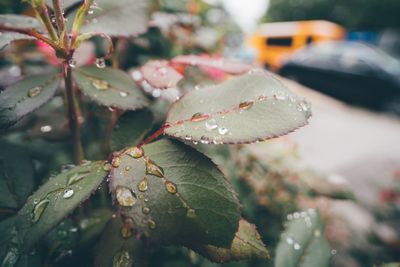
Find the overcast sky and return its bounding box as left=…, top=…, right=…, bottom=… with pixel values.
left=204, top=0, right=270, bottom=32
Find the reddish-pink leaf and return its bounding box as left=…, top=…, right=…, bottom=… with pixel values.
left=171, top=55, right=252, bottom=75
left=140, top=60, right=183, bottom=89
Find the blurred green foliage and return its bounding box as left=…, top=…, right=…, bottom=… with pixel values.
left=267, top=0, right=400, bottom=30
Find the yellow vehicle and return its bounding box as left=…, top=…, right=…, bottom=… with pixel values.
left=249, top=20, right=346, bottom=71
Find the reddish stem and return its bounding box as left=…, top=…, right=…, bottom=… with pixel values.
left=139, top=124, right=171, bottom=147
left=0, top=25, right=58, bottom=50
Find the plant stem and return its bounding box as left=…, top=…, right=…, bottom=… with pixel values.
left=139, top=124, right=171, bottom=147
left=51, top=0, right=69, bottom=48
left=34, top=3, right=58, bottom=41
left=63, top=62, right=84, bottom=164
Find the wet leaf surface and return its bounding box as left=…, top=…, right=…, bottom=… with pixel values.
left=109, top=139, right=240, bottom=248
left=79, top=0, right=150, bottom=37
left=193, top=219, right=269, bottom=263
left=172, top=55, right=252, bottom=75
left=165, top=71, right=312, bottom=144
left=140, top=60, right=183, bottom=89
left=14, top=161, right=108, bottom=252
left=73, top=66, right=149, bottom=110
left=0, top=72, right=61, bottom=129
left=0, top=141, right=35, bottom=210
left=111, top=109, right=154, bottom=151
left=275, top=209, right=331, bottom=267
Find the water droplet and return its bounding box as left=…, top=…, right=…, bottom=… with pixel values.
left=103, top=162, right=112, bottom=171
left=124, top=166, right=131, bottom=171
left=120, top=218, right=134, bottom=238
left=113, top=251, right=132, bottom=267
left=119, top=91, right=128, bottom=97
left=27, top=86, right=43, bottom=97
left=287, top=214, right=293, bottom=220
left=293, top=212, right=300, bottom=219
left=131, top=70, right=143, bottom=81
left=63, top=189, right=74, bottom=199
left=331, top=249, right=337, bottom=255
left=152, top=89, right=162, bottom=98
left=142, top=207, right=150, bottom=214
left=40, top=125, right=52, bottom=133
left=239, top=101, right=254, bottom=110
left=286, top=237, right=294, bottom=245
left=67, top=171, right=89, bottom=186
left=115, top=186, right=137, bottom=207
left=126, top=146, right=144, bottom=159
left=191, top=112, right=209, bottom=122
left=92, top=79, right=109, bottom=90
left=186, top=209, right=196, bottom=218
left=31, top=198, right=50, bottom=223
left=138, top=178, right=148, bottom=192
left=68, top=59, right=77, bottom=68
left=200, top=136, right=209, bottom=144
left=205, top=119, right=218, bottom=131
left=147, top=219, right=157, bottom=230
left=218, top=127, right=228, bottom=135
left=165, top=181, right=177, bottom=194
left=88, top=9, right=94, bottom=14
left=294, top=243, right=301, bottom=250
left=146, top=160, right=164, bottom=177
left=112, top=156, right=121, bottom=168
left=95, top=57, right=106, bottom=68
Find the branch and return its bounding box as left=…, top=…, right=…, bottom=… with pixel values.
left=0, top=25, right=58, bottom=49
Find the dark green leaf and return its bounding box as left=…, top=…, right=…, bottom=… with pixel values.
left=0, top=72, right=61, bottom=129
left=111, top=109, right=154, bottom=151
left=0, top=141, right=35, bottom=210
left=78, top=208, right=113, bottom=246
left=73, top=66, right=149, bottom=110
left=275, top=209, right=331, bottom=267
left=14, top=161, right=108, bottom=252
left=79, top=0, right=150, bottom=37
left=94, top=216, right=146, bottom=267
left=165, top=71, right=311, bottom=144
left=109, top=139, right=240, bottom=247
left=0, top=15, right=42, bottom=50
left=379, top=263, right=400, bottom=267
left=192, top=219, right=269, bottom=263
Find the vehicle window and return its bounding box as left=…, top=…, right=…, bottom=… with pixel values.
left=265, top=37, right=293, bottom=47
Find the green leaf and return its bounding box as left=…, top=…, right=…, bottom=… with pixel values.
left=275, top=209, right=331, bottom=267
left=0, top=15, right=42, bottom=50
left=140, top=60, right=183, bottom=89
left=109, top=139, right=240, bottom=247
left=78, top=208, right=113, bottom=247
left=111, top=109, right=154, bottom=151
left=0, top=141, right=35, bottom=210
left=94, top=216, right=146, bottom=267
left=165, top=70, right=311, bottom=144
left=14, top=161, right=108, bottom=252
left=79, top=0, right=150, bottom=37
left=73, top=66, right=149, bottom=110
left=379, top=263, right=400, bottom=267
left=192, top=219, right=269, bottom=263
left=0, top=72, right=61, bottom=129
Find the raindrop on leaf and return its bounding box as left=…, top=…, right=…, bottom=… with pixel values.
left=145, top=160, right=164, bottom=177
left=165, top=181, right=177, bottom=194
left=92, top=79, right=110, bottom=90
left=95, top=57, right=106, bottom=68
left=191, top=112, right=209, bottom=122
left=239, top=101, right=254, bottom=110
left=31, top=198, right=50, bottom=223
left=63, top=189, right=74, bottom=199
left=115, top=186, right=137, bottom=207
left=27, top=86, right=43, bottom=97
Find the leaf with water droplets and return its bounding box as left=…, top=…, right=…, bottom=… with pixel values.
left=0, top=15, right=43, bottom=50
left=73, top=66, right=149, bottom=110
left=0, top=72, right=61, bottom=129
left=13, top=161, right=108, bottom=252
left=165, top=71, right=311, bottom=144
left=275, top=210, right=331, bottom=267
left=111, top=109, right=154, bottom=151
left=140, top=60, right=183, bottom=89
left=76, top=0, right=150, bottom=37
left=0, top=140, right=35, bottom=210
left=109, top=139, right=240, bottom=247
left=94, top=217, right=146, bottom=267
left=192, top=219, right=269, bottom=263
left=172, top=55, right=252, bottom=75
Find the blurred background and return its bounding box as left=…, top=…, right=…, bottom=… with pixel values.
left=1, top=0, right=399, bottom=266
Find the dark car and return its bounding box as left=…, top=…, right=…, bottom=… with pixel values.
left=278, top=41, right=400, bottom=113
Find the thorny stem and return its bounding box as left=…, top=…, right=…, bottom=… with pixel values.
left=51, top=0, right=69, bottom=48
left=33, top=2, right=58, bottom=41
left=139, top=124, right=171, bottom=147
left=63, top=61, right=84, bottom=164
